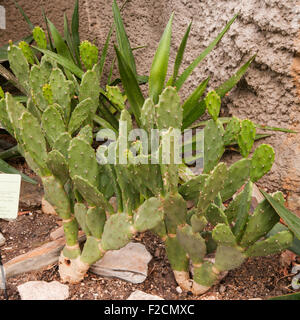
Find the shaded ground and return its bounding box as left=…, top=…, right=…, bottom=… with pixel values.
left=0, top=211, right=296, bottom=300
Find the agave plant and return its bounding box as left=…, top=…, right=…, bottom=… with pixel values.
left=0, top=0, right=129, bottom=179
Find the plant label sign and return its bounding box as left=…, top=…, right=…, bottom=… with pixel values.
left=0, top=174, right=21, bottom=219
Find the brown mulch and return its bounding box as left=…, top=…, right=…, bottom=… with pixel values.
left=0, top=212, right=296, bottom=300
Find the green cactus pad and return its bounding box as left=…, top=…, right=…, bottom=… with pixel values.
left=68, top=137, right=99, bottom=187
left=79, top=40, right=99, bottom=70
left=163, top=192, right=187, bottom=234
left=205, top=90, right=221, bottom=121
left=62, top=246, right=81, bottom=260
left=74, top=203, right=90, bottom=235
left=20, top=112, right=50, bottom=176
left=156, top=87, right=182, bottom=130
left=197, top=162, right=228, bottom=214
left=5, top=93, right=27, bottom=141
left=134, top=197, right=164, bottom=232
left=237, top=119, right=256, bottom=158
left=203, top=119, right=225, bottom=173
left=250, top=144, right=275, bottom=182
left=106, top=85, right=126, bottom=110
left=86, top=207, right=106, bottom=239
left=101, top=213, right=134, bottom=251
left=30, top=65, right=51, bottom=112
left=215, top=245, right=246, bottom=271
left=177, top=225, right=206, bottom=263
left=0, top=99, right=14, bottom=136
left=0, top=86, right=4, bottom=99
left=160, top=128, right=180, bottom=193
left=272, top=191, right=285, bottom=204
left=212, top=223, right=236, bottom=246
left=33, top=26, right=47, bottom=49
left=80, top=236, right=102, bottom=265
left=140, top=98, right=155, bottom=132
left=165, top=236, right=189, bottom=272
left=18, top=41, right=35, bottom=65
left=191, top=214, right=207, bottom=233
left=205, top=203, right=228, bottom=226
left=220, top=158, right=251, bottom=201
left=42, top=176, right=71, bottom=219
left=151, top=220, right=167, bottom=238
left=42, top=105, right=66, bottom=147
left=72, top=175, right=112, bottom=212
left=193, top=261, right=218, bottom=287
left=77, top=125, right=93, bottom=145
left=8, top=45, right=30, bottom=93
left=46, top=150, right=69, bottom=185
left=240, top=198, right=280, bottom=248
left=179, top=174, right=208, bottom=202
left=68, top=98, right=93, bottom=134
left=27, top=97, right=42, bottom=121
left=42, top=84, right=53, bottom=105
left=201, top=231, right=217, bottom=254
left=232, top=181, right=253, bottom=242
left=223, top=116, right=241, bottom=146
left=63, top=218, right=78, bottom=246
left=53, top=132, right=72, bottom=158
left=79, top=70, right=100, bottom=114
left=245, top=231, right=293, bottom=257
left=49, top=68, right=72, bottom=120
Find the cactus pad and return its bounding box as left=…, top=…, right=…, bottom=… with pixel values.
left=250, top=144, right=275, bottom=182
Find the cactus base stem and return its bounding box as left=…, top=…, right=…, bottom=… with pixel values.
left=173, top=271, right=192, bottom=291
left=58, top=252, right=89, bottom=283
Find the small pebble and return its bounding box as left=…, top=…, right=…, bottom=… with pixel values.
left=0, top=232, right=5, bottom=247
left=219, top=285, right=226, bottom=294
left=176, top=286, right=183, bottom=294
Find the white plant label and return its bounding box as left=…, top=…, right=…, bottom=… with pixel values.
left=0, top=174, right=21, bottom=219
left=0, top=6, right=5, bottom=30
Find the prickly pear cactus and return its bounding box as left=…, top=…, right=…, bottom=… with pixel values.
left=79, top=40, right=98, bottom=70
left=33, top=26, right=47, bottom=49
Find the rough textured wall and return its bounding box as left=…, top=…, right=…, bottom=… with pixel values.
left=0, top=0, right=90, bottom=46
left=1, top=0, right=300, bottom=213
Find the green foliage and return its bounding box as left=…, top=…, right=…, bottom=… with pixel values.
left=33, top=26, right=47, bottom=49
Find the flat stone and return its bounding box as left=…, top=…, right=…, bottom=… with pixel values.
left=90, top=242, right=152, bottom=284
left=50, top=226, right=64, bottom=241
left=127, top=290, right=164, bottom=300
left=0, top=232, right=5, bottom=246
left=0, top=232, right=86, bottom=288
left=42, top=197, right=57, bottom=215
left=18, top=281, right=69, bottom=300
left=19, top=178, right=43, bottom=209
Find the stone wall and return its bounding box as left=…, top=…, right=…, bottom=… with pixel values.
left=0, top=0, right=299, bottom=213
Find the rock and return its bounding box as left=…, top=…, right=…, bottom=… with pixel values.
left=19, top=179, right=43, bottom=209
left=50, top=226, right=64, bottom=240
left=176, top=286, right=183, bottom=294
left=280, top=250, right=297, bottom=268
left=90, top=242, right=152, bottom=284
left=0, top=232, right=86, bottom=288
left=127, top=290, right=164, bottom=300
left=248, top=298, right=263, bottom=300
left=18, top=281, right=69, bottom=300
left=0, top=232, right=5, bottom=246
left=42, top=197, right=57, bottom=215
left=219, top=284, right=226, bottom=294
